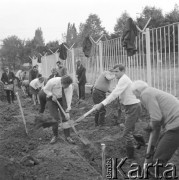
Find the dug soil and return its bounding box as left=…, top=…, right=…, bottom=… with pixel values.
left=0, top=90, right=178, bottom=180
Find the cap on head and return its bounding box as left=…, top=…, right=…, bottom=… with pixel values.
left=111, top=64, right=125, bottom=72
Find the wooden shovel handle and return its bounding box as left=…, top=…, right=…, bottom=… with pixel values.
left=75, top=108, right=95, bottom=123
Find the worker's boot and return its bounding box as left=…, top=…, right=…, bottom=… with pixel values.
left=126, top=146, right=135, bottom=159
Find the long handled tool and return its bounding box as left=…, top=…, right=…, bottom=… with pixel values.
left=16, top=92, right=28, bottom=135
left=142, top=132, right=153, bottom=178
left=56, top=100, right=91, bottom=145
left=57, top=107, right=95, bottom=129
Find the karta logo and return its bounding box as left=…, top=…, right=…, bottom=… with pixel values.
left=106, top=157, right=178, bottom=179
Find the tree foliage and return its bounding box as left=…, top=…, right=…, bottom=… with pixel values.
left=0, top=36, right=24, bottom=68
left=77, top=14, right=106, bottom=46
left=114, top=11, right=130, bottom=34
left=34, top=28, right=45, bottom=47
left=165, top=4, right=179, bottom=24
left=136, top=6, right=165, bottom=28
left=66, top=23, right=78, bottom=48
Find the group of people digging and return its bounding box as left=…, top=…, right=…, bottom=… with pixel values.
left=92, top=64, right=179, bottom=178
left=1, top=61, right=179, bottom=179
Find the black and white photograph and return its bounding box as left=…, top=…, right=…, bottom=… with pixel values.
left=0, top=0, right=179, bottom=179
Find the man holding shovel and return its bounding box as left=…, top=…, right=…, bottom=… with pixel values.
left=93, top=64, right=141, bottom=159
left=131, top=80, right=179, bottom=178
left=43, top=75, right=75, bottom=144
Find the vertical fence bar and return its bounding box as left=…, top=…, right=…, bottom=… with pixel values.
left=99, top=41, right=103, bottom=74
left=71, top=48, right=76, bottom=82
left=146, top=28, right=152, bottom=86
left=168, top=25, right=172, bottom=93
left=173, top=24, right=176, bottom=96
left=160, top=27, right=163, bottom=91
left=152, top=29, right=155, bottom=88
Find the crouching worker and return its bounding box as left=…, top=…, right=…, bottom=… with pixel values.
left=29, top=74, right=45, bottom=105
left=92, top=70, right=115, bottom=128
left=43, top=75, right=75, bottom=144
left=131, top=80, right=179, bottom=178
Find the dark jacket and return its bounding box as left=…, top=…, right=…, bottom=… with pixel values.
left=1, top=71, right=15, bottom=85
left=29, top=69, right=38, bottom=82
left=48, top=73, right=60, bottom=80
left=59, top=43, right=67, bottom=60
left=57, top=66, right=67, bottom=77
left=82, top=36, right=92, bottom=58
left=121, top=18, right=138, bottom=56
left=76, top=64, right=86, bottom=85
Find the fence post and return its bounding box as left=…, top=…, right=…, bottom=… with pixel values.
left=99, top=40, right=103, bottom=73
left=71, top=48, right=76, bottom=82
left=146, top=28, right=152, bottom=86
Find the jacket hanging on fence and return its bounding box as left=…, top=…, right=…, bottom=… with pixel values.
left=122, top=18, right=138, bottom=57
left=59, top=43, right=67, bottom=60
left=37, top=55, right=41, bottom=63
left=82, top=36, right=92, bottom=58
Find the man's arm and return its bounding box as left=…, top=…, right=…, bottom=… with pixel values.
left=150, top=121, right=161, bottom=147
left=102, top=77, right=129, bottom=106
left=141, top=93, right=162, bottom=148
left=105, top=72, right=115, bottom=81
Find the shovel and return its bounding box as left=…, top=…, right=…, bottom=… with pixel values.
left=16, top=92, right=28, bottom=135
left=57, top=107, right=96, bottom=129
left=56, top=100, right=93, bottom=145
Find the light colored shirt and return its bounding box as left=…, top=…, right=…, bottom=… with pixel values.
left=102, top=74, right=140, bottom=106
left=15, top=70, right=23, bottom=79
left=141, top=87, right=179, bottom=132
left=43, top=77, right=73, bottom=110
left=94, top=71, right=115, bottom=92
left=29, top=78, right=44, bottom=89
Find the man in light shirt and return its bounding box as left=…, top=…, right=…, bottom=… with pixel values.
left=94, top=64, right=141, bottom=159
left=29, top=74, right=45, bottom=105
left=43, top=75, right=75, bottom=144
left=15, top=69, right=23, bottom=88
left=131, top=80, right=179, bottom=177
left=92, top=70, right=115, bottom=128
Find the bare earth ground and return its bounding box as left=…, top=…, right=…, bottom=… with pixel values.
left=0, top=89, right=178, bottom=180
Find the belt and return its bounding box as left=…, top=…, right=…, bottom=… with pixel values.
left=124, top=103, right=139, bottom=108
left=93, top=87, right=106, bottom=93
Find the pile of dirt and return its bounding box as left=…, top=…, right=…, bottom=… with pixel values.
left=0, top=90, right=178, bottom=180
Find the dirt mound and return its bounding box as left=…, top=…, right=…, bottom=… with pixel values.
left=0, top=155, right=22, bottom=180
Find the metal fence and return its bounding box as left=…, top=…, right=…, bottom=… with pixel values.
left=66, top=22, right=179, bottom=96
left=38, top=22, right=179, bottom=96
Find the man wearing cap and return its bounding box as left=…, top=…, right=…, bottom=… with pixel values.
left=92, top=70, right=115, bottom=128
left=56, top=61, right=67, bottom=77
left=76, top=60, right=86, bottom=100
left=93, top=64, right=141, bottom=159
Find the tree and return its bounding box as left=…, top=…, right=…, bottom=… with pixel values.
left=66, top=23, right=78, bottom=47
left=114, top=11, right=130, bottom=34
left=46, top=41, right=60, bottom=54
left=77, top=14, right=106, bottom=46
left=136, top=6, right=165, bottom=28
left=0, top=36, right=24, bottom=69
left=165, top=4, right=179, bottom=24
left=34, top=28, right=45, bottom=47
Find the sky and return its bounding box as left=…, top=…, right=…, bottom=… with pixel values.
left=0, top=0, right=178, bottom=44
